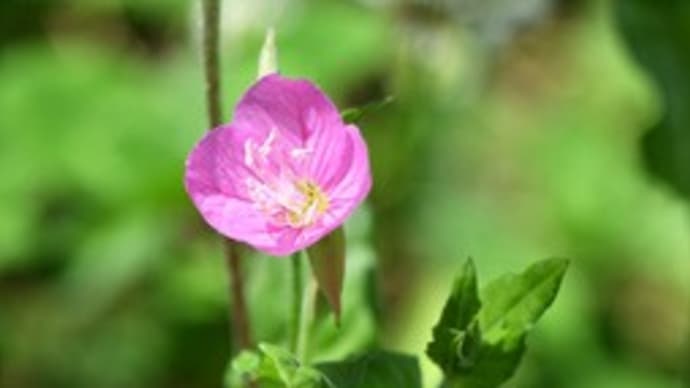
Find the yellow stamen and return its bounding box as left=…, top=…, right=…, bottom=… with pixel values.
left=288, top=180, right=329, bottom=227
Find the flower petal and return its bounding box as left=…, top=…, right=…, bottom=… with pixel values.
left=323, top=125, right=371, bottom=200
left=233, top=74, right=341, bottom=143
left=322, top=125, right=372, bottom=218
left=305, top=109, right=354, bottom=189
left=186, top=126, right=276, bottom=250
left=185, top=124, right=250, bottom=200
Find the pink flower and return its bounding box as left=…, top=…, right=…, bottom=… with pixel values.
left=185, top=74, right=372, bottom=256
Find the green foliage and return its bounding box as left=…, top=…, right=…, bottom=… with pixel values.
left=479, top=258, right=570, bottom=343
left=316, top=350, right=422, bottom=388
left=616, top=0, right=690, bottom=199
left=225, top=343, right=329, bottom=388
left=427, top=258, right=569, bottom=388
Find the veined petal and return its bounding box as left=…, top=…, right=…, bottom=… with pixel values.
left=233, top=74, right=341, bottom=143
left=185, top=124, right=251, bottom=201
left=193, top=195, right=275, bottom=248
left=324, top=125, right=372, bottom=202
left=305, top=109, right=354, bottom=189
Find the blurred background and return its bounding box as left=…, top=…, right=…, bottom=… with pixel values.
left=0, top=0, right=688, bottom=387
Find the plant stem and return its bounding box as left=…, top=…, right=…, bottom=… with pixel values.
left=202, top=0, right=222, bottom=127
left=290, top=252, right=303, bottom=353
left=223, top=241, right=252, bottom=351
left=202, top=0, right=252, bottom=352
left=296, top=275, right=318, bottom=363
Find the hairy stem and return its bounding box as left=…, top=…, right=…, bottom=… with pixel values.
left=202, top=0, right=252, bottom=352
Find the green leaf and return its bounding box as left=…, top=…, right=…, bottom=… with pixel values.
left=225, top=343, right=328, bottom=388
left=307, top=227, right=346, bottom=323
left=317, top=350, right=422, bottom=388
left=426, top=258, right=482, bottom=375
left=341, top=96, right=394, bottom=124
left=479, top=258, right=569, bottom=343
left=615, top=1, right=690, bottom=199
left=426, top=258, right=569, bottom=388
left=442, top=339, right=526, bottom=388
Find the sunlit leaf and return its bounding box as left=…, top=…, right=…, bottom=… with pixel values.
left=479, top=258, right=569, bottom=343
left=225, top=343, right=328, bottom=388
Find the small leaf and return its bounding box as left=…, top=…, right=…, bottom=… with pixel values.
left=341, top=96, right=394, bottom=124
left=479, top=258, right=569, bottom=343
left=258, top=27, right=278, bottom=78
left=225, top=343, right=327, bottom=388
left=259, top=343, right=303, bottom=384
left=426, top=258, right=482, bottom=375
left=317, top=350, right=422, bottom=388
left=307, top=227, right=345, bottom=324
left=225, top=350, right=262, bottom=387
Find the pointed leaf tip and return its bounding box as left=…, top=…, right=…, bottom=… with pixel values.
left=307, top=227, right=345, bottom=324
left=258, top=27, right=278, bottom=78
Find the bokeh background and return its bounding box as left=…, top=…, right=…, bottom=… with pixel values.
left=1, top=0, right=688, bottom=387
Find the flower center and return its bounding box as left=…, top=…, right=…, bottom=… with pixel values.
left=242, top=129, right=329, bottom=228
left=286, top=180, right=329, bottom=227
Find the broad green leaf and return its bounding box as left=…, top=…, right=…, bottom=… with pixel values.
left=225, top=343, right=328, bottom=388
left=307, top=227, right=346, bottom=323
left=317, top=350, right=422, bottom=388
left=479, top=258, right=569, bottom=343
left=426, top=258, right=482, bottom=375
left=616, top=1, right=690, bottom=199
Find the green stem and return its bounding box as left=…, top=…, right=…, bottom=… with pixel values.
left=296, top=275, right=318, bottom=363
left=289, top=252, right=303, bottom=353
left=202, top=0, right=252, bottom=352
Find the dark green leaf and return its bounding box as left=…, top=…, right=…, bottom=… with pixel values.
left=442, top=339, right=526, bottom=388
left=426, top=258, right=482, bottom=375
left=616, top=0, right=690, bottom=199
left=317, top=350, right=422, bottom=388
left=307, top=227, right=346, bottom=323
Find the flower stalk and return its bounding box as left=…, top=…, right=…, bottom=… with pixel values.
left=201, top=0, right=252, bottom=352
left=297, top=275, right=318, bottom=363
left=289, top=251, right=303, bottom=353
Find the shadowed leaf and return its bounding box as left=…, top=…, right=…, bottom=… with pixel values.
left=317, top=350, right=422, bottom=388
left=307, top=227, right=346, bottom=324
left=616, top=0, right=690, bottom=199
